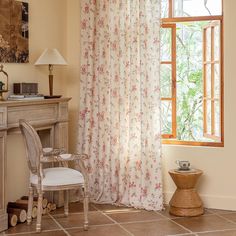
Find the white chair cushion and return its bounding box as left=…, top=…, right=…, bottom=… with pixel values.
left=43, top=147, right=53, bottom=153
left=59, top=154, right=72, bottom=160
left=30, top=167, right=84, bottom=187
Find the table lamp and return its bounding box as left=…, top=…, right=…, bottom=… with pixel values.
left=35, top=48, right=67, bottom=98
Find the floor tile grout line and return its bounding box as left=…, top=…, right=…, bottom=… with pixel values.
left=63, top=223, right=117, bottom=230
left=51, top=207, right=168, bottom=232
left=169, top=219, right=194, bottom=234
left=92, top=204, right=135, bottom=236
left=51, top=212, right=85, bottom=216
left=155, top=209, right=215, bottom=220
left=95, top=208, right=174, bottom=224
left=103, top=214, right=136, bottom=236
left=4, top=228, right=67, bottom=236
left=153, top=210, right=194, bottom=234
left=215, top=213, right=236, bottom=225
left=52, top=208, right=165, bottom=225
left=167, top=233, right=197, bottom=236
left=7, top=204, right=236, bottom=236
left=48, top=213, right=71, bottom=236
left=193, top=228, right=236, bottom=234
left=112, top=218, right=173, bottom=225
left=170, top=212, right=236, bottom=236
left=170, top=214, right=236, bottom=235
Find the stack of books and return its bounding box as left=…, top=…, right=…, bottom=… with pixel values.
left=7, top=94, right=44, bottom=101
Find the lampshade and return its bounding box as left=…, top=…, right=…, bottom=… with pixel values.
left=35, top=48, right=67, bottom=65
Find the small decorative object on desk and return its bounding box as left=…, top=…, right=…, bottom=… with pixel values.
left=8, top=82, right=45, bottom=100
left=176, top=160, right=191, bottom=171
left=13, top=83, right=38, bottom=95
left=7, top=94, right=44, bottom=101
left=0, top=65, right=9, bottom=101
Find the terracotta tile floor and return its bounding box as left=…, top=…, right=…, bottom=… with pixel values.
left=3, top=203, right=236, bottom=236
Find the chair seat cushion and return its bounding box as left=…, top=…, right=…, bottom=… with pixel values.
left=30, top=167, right=84, bottom=187
left=59, top=154, right=72, bottom=160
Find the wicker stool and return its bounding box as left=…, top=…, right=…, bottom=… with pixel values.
left=169, top=169, right=204, bottom=217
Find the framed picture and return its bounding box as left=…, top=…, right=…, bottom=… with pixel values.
left=0, top=0, right=29, bottom=63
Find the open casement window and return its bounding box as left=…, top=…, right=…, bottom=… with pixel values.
left=160, top=0, right=223, bottom=146
left=160, top=24, right=177, bottom=139
left=203, top=21, right=222, bottom=142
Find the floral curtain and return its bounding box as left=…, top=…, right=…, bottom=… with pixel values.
left=78, top=0, right=163, bottom=210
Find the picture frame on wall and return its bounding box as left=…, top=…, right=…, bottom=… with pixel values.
left=0, top=0, right=29, bottom=63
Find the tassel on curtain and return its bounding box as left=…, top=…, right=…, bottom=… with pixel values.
left=78, top=0, right=163, bottom=211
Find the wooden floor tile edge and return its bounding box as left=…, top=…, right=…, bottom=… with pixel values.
left=92, top=204, right=134, bottom=236
left=194, top=228, right=236, bottom=235
left=4, top=229, right=66, bottom=236
left=48, top=214, right=71, bottom=236
left=169, top=219, right=193, bottom=234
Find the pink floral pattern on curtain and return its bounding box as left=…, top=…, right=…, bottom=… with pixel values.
left=78, top=0, right=163, bottom=210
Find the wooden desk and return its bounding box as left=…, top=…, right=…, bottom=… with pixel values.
left=169, top=169, right=204, bottom=217
left=0, top=98, right=71, bottom=232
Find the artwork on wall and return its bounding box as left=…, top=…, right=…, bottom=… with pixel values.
left=0, top=0, right=29, bottom=63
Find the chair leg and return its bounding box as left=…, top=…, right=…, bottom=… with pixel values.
left=27, top=186, right=33, bottom=225
left=36, top=189, right=43, bottom=233
left=82, top=186, right=89, bottom=230
left=64, top=190, right=69, bottom=216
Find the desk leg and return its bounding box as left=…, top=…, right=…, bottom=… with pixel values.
left=0, top=131, right=7, bottom=232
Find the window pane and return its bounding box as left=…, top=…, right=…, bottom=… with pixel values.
left=174, top=0, right=222, bottom=17
left=214, top=63, right=220, bottom=99
left=206, top=0, right=222, bottom=16
left=161, top=0, right=169, bottom=18
left=206, top=27, right=211, bottom=62
left=214, top=25, right=220, bottom=61
left=206, top=64, right=211, bottom=98
left=206, top=100, right=211, bottom=134
left=214, top=100, right=220, bottom=137
left=176, top=21, right=207, bottom=141
left=161, top=28, right=172, bottom=61
left=161, top=64, right=172, bottom=98
left=161, top=101, right=172, bottom=134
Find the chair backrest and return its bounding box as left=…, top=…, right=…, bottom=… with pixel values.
left=19, top=119, right=43, bottom=175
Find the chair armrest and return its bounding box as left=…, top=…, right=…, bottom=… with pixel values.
left=74, top=154, right=88, bottom=182
left=40, top=153, right=88, bottom=163
left=43, top=147, right=66, bottom=157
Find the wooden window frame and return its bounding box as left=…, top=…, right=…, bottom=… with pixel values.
left=161, top=24, right=177, bottom=139
left=160, top=0, right=224, bottom=147
left=203, top=21, right=222, bottom=142
left=164, top=0, right=223, bottom=21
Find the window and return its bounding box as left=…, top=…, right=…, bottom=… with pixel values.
left=160, top=0, right=223, bottom=146
left=161, top=24, right=176, bottom=139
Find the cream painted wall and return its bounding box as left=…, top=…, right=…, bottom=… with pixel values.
left=65, top=0, right=236, bottom=210
left=5, top=0, right=236, bottom=210
left=65, top=0, right=80, bottom=154
left=5, top=0, right=68, bottom=202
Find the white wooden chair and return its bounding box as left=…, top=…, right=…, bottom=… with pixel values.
left=19, top=119, right=89, bottom=233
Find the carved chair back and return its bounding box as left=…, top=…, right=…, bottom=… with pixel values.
left=19, top=119, right=43, bottom=175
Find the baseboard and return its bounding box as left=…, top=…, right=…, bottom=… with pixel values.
left=0, top=212, right=8, bottom=232
left=164, top=191, right=236, bottom=211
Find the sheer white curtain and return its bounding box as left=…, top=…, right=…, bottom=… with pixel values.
left=78, top=0, right=163, bottom=210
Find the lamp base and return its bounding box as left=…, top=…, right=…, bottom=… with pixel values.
left=44, top=95, right=62, bottom=99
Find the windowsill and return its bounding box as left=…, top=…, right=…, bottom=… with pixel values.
left=162, top=139, right=224, bottom=147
